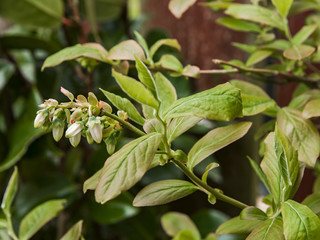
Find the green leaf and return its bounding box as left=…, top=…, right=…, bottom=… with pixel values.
left=42, top=44, right=108, bottom=70
left=95, top=133, right=162, bottom=203
left=283, top=45, right=315, bottom=60
left=188, top=122, right=251, bottom=169
left=60, top=220, right=83, bottom=240
left=135, top=57, right=155, bottom=92
left=0, top=88, right=44, bottom=172
left=167, top=116, right=202, bottom=143
left=1, top=167, right=18, bottom=216
left=168, top=0, right=197, bottom=18
left=274, top=125, right=299, bottom=190
left=248, top=157, right=271, bottom=194
left=232, top=42, right=257, bottom=53
left=112, top=69, right=159, bottom=109
left=173, top=230, right=197, bottom=240
left=134, top=31, right=150, bottom=61
left=143, top=118, right=164, bottom=134
left=0, top=60, right=14, bottom=93
left=100, top=89, right=145, bottom=125
left=246, top=218, right=283, bottom=240
left=149, top=39, right=181, bottom=59
left=204, top=233, right=218, bottom=240
left=133, top=180, right=198, bottom=207
left=282, top=200, right=320, bottom=240
left=271, top=0, right=293, bottom=18
left=83, top=169, right=102, bottom=193
left=289, top=94, right=311, bottom=110
left=19, top=199, right=66, bottom=240
left=293, top=24, right=317, bottom=46
left=246, top=50, right=273, bottom=67
left=0, top=0, right=63, bottom=29
left=216, top=216, right=262, bottom=234
left=240, top=207, right=267, bottom=221
left=107, top=40, right=145, bottom=61
left=217, top=17, right=261, bottom=32
left=163, top=82, right=242, bottom=122
left=303, top=99, right=320, bottom=119
left=225, top=4, right=285, bottom=31
left=208, top=194, right=216, bottom=205
left=161, top=212, right=200, bottom=240
left=154, top=72, right=177, bottom=116
left=157, top=54, right=183, bottom=72
left=0, top=219, right=6, bottom=229
left=260, top=133, right=281, bottom=206
left=231, top=80, right=277, bottom=116
left=277, top=107, right=320, bottom=167
left=302, top=193, right=320, bottom=215
left=182, top=65, right=200, bottom=78
left=202, top=162, right=219, bottom=184
left=261, top=40, right=291, bottom=51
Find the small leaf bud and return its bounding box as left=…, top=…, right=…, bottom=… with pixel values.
left=61, top=87, right=74, bottom=101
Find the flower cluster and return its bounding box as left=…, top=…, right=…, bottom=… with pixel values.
left=34, top=87, right=127, bottom=154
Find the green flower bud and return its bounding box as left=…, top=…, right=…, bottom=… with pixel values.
left=65, top=122, right=82, bottom=138
left=69, top=132, right=81, bottom=147
left=86, top=116, right=103, bottom=143
left=52, top=118, right=64, bottom=142
left=34, top=109, right=49, bottom=128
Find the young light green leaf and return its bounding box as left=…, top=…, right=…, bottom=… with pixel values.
left=240, top=207, right=267, bottom=221
left=289, top=94, right=311, bottom=110
left=163, top=83, right=242, bottom=122
left=83, top=169, right=102, bottom=193
left=172, top=230, right=197, bottom=240
left=95, top=133, right=162, bottom=203
left=143, top=118, right=164, bottom=134
left=157, top=54, right=183, bottom=72
left=135, top=57, right=155, bottom=91
left=277, top=107, right=320, bottom=167
left=260, top=133, right=281, bottom=206
left=168, top=0, right=196, bottom=18
left=261, top=40, right=291, bottom=51
left=302, top=193, right=320, bottom=215
left=188, top=122, right=252, bottom=169
left=283, top=45, right=315, bottom=60
left=182, top=65, right=200, bottom=78
left=271, top=0, right=293, bottom=18
left=42, top=44, right=108, bottom=70
left=19, top=199, right=66, bottom=240
left=107, top=40, right=145, bottom=61
left=167, top=116, right=202, bottom=143
left=293, top=24, right=317, bottom=46
left=0, top=219, right=6, bottom=229
left=303, top=99, right=320, bottom=119
left=0, top=0, right=63, bottom=29
left=112, top=69, right=159, bottom=109
left=142, top=104, right=156, bottom=119
left=217, top=17, right=261, bottom=32
left=154, top=72, right=177, bottom=116
left=231, top=80, right=277, bottom=116
left=134, top=31, right=150, bottom=60
left=246, top=218, right=283, bottom=240
left=274, top=125, right=299, bottom=190
left=149, top=39, right=181, bottom=59
left=202, top=162, right=219, bottom=184
left=161, top=212, right=200, bottom=240
left=208, top=194, right=216, bottom=205
left=248, top=157, right=271, bottom=194
left=133, top=180, right=198, bottom=207
left=60, top=220, right=83, bottom=240
left=246, top=50, right=273, bottom=67
left=282, top=200, right=320, bottom=240
left=1, top=167, right=18, bottom=216
left=100, top=89, right=145, bottom=125
left=216, top=216, right=262, bottom=234
left=232, top=42, right=257, bottom=53
left=225, top=4, right=285, bottom=30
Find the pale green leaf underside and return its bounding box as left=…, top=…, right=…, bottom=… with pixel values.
left=303, top=99, right=320, bottom=119
left=83, top=169, right=101, bottom=193
left=168, top=0, right=197, bottom=18
left=283, top=45, right=315, bottom=60
left=60, top=220, right=83, bottom=240
left=19, top=199, right=65, bottom=240
left=100, top=89, right=145, bottom=125
left=216, top=216, right=262, bottom=234
left=246, top=218, right=283, bottom=240
left=95, top=133, right=162, bottom=203
left=188, top=122, right=252, bottom=169
left=240, top=207, right=267, bottom=221
left=133, top=180, right=198, bottom=207
left=282, top=200, right=320, bottom=240
left=163, top=82, right=242, bottom=122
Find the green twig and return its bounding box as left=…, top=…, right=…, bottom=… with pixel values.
left=172, top=159, right=249, bottom=210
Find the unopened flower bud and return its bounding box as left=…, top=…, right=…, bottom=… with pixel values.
left=86, top=116, right=102, bottom=143
left=52, top=118, right=64, bottom=142
left=69, top=132, right=81, bottom=147
left=65, top=122, right=82, bottom=138
left=34, top=109, right=49, bottom=128
left=61, top=87, right=74, bottom=101
left=86, top=130, right=94, bottom=144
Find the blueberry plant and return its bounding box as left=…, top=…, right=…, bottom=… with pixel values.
left=2, top=0, right=320, bottom=239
